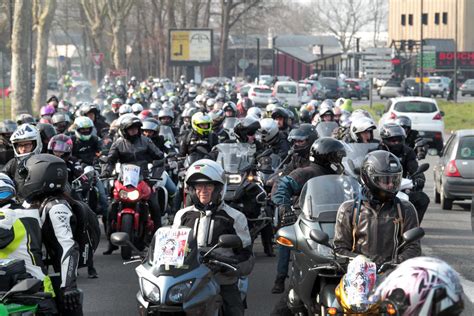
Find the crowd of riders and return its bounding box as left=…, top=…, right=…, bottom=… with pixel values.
left=0, top=73, right=464, bottom=316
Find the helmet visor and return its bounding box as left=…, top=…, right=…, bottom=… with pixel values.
left=78, top=128, right=92, bottom=135
left=372, top=172, right=402, bottom=193
left=49, top=141, right=71, bottom=153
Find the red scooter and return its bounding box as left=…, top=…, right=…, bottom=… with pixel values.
left=111, top=164, right=155, bottom=260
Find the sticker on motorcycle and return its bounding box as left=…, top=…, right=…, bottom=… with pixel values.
left=154, top=227, right=191, bottom=267
left=122, top=164, right=141, bottom=187
left=342, top=255, right=377, bottom=312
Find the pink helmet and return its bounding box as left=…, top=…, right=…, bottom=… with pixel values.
left=40, top=104, right=56, bottom=117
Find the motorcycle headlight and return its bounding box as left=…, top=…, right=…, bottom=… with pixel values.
left=167, top=280, right=194, bottom=304
left=140, top=278, right=160, bottom=303
left=119, top=189, right=140, bottom=201
left=227, top=174, right=242, bottom=184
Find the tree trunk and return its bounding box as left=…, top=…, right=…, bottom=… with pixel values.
left=11, top=0, right=33, bottom=118
left=218, top=0, right=231, bottom=76
left=33, top=0, right=57, bottom=114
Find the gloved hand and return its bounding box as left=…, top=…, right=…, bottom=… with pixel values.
left=412, top=177, right=425, bottom=191
left=279, top=205, right=297, bottom=227
left=61, top=287, right=82, bottom=310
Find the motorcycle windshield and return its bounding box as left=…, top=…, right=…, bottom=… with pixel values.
left=159, top=125, right=176, bottom=146
left=342, top=143, right=379, bottom=177
left=299, top=175, right=360, bottom=220
left=215, top=143, right=255, bottom=174
left=148, top=226, right=200, bottom=277
left=222, top=117, right=239, bottom=131
left=315, top=121, right=339, bottom=137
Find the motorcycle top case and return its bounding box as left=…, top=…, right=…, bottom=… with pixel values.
left=0, top=259, right=27, bottom=291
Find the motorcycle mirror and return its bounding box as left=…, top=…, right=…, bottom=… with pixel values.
left=83, top=165, right=95, bottom=175
left=309, top=229, right=331, bottom=248
left=401, top=227, right=425, bottom=246
left=256, top=191, right=267, bottom=204
left=4, top=279, right=42, bottom=298
left=111, top=232, right=130, bottom=247
left=218, top=234, right=242, bottom=249
left=415, top=163, right=430, bottom=175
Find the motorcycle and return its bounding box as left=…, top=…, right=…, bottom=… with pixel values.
left=111, top=227, right=245, bottom=316
left=71, top=165, right=99, bottom=213
left=308, top=227, right=425, bottom=315
left=315, top=121, right=339, bottom=138
left=275, top=175, right=360, bottom=315
left=396, top=163, right=430, bottom=201
left=110, top=163, right=155, bottom=260
left=342, top=143, right=379, bottom=179
left=222, top=117, right=240, bottom=141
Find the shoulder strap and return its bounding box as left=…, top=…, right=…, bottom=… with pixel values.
left=351, top=197, right=362, bottom=252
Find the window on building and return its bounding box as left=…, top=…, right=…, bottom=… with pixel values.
left=422, top=13, right=428, bottom=25
left=435, top=12, right=440, bottom=24
left=443, top=12, right=448, bottom=24
left=401, top=14, right=406, bottom=26
left=409, top=14, right=413, bottom=25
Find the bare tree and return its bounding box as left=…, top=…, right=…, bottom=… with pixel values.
left=11, top=0, right=33, bottom=117
left=310, top=0, right=371, bottom=52
left=33, top=0, right=57, bottom=114
left=217, top=0, right=263, bottom=76
left=80, top=0, right=108, bottom=61
left=370, top=0, right=388, bottom=47
left=107, top=0, right=134, bottom=70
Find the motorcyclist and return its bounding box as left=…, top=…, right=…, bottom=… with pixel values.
left=317, top=103, right=335, bottom=123
left=0, top=173, right=57, bottom=314
left=21, top=154, right=83, bottom=316
left=223, top=101, right=238, bottom=118
left=101, top=115, right=164, bottom=254
left=279, top=123, right=318, bottom=176
left=378, top=123, right=430, bottom=223
left=234, top=115, right=263, bottom=149
left=0, top=120, right=16, bottom=166
left=2, top=124, right=42, bottom=202
left=80, top=103, right=109, bottom=137
left=173, top=159, right=254, bottom=316
left=258, top=118, right=290, bottom=160
left=158, top=108, right=178, bottom=136
left=271, top=107, right=290, bottom=136
left=209, top=109, right=230, bottom=143
left=271, top=137, right=346, bottom=294
left=52, top=112, right=71, bottom=134
left=179, top=106, right=199, bottom=135
left=179, top=112, right=218, bottom=161
left=395, top=115, right=427, bottom=160
left=333, top=150, right=421, bottom=265
left=349, top=116, right=378, bottom=143
left=36, top=123, right=58, bottom=153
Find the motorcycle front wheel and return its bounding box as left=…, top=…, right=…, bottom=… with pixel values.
left=120, top=214, right=134, bottom=260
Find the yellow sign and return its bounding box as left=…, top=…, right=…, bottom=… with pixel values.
left=415, top=77, right=430, bottom=83
left=170, top=31, right=190, bottom=61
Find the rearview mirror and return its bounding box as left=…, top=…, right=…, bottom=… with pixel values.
left=440, top=111, right=445, bottom=117
left=218, top=234, right=242, bottom=249
left=402, top=227, right=425, bottom=244
left=309, top=229, right=331, bottom=247
left=415, top=163, right=430, bottom=175
left=111, top=232, right=130, bottom=247
left=83, top=165, right=94, bottom=175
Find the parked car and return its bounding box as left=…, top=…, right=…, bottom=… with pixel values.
left=344, top=79, right=370, bottom=100
left=248, top=85, right=273, bottom=106
left=460, top=79, right=474, bottom=96
left=401, top=77, right=432, bottom=97
left=379, top=96, right=445, bottom=151
left=318, top=77, right=340, bottom=99
left=257, top=75, right=273, bottom=86
left=433, top=129, right=474, bottom=210
left=379, top=80, right=403, bottom=99
left=427, top=76, right=450, bottom=98
left=273, top=81, right=300, bottom=107
left=298, top=79, right=323, bottom=99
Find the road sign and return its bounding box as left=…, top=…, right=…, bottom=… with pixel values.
left=108, top=69, right=127, bottom=77
left=360, top=47, right=393, bottom=79
left=91, top=53, right=104, bottom=65
left=238, top=58, right=249, bottom=70
left=169, top=29, right=213, bottom=65
left=417, top=52, right=436, bottom=70
left=58, top=55, right=66, bottom=62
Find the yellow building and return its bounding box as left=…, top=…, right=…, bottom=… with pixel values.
left=388, top=0, right=474, bottom=51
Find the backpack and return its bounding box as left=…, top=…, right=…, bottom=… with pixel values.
left=41, top=198, right=101, bottom=268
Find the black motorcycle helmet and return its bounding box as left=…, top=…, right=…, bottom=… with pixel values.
left=271, top=107, right=289, bottom=129
left=380, top=123, right=407, bottom=156
left=394, top=115, right=412, bottom=135
left=36, top=123, right=58, bottom=151
left=119, top=115, right=142, bottom=141
left=288, top=123, right=318, bottom=156
left=309, top=137, right=346, bottom=173
left=16, top=113, right=35, bottom=125
left=360, top=150, right=402, bottom=202
left=234, top=116, right=260, bottom=142
left=0, top=120, right=17, bottom=144
left=20, top=154, right=68, bottom=201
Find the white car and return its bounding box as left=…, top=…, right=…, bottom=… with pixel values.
left=248, top=85, right=273, bottom=106
left=427, top=76, right=451, bottom=97
left=298, top=83, right=313, bottom=104
left=273, top=81, right=300, bottom=107
left=379, top=97, right=445, bottom=151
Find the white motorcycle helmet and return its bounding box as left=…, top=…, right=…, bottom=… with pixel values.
left=131, top=103, right=144, bottom=115
left=118, top=104, right=133, bottom=116
left=259, top=118, right=279, bottom=144
left=247, top=107, right=262, bottom=119
left=185, top=159, right=227, bottom=211
left=349, top=116, right=376, bottom=142
left=10, top=124, right=42, bottom=160
left=373, top=256, right=464, bottom=316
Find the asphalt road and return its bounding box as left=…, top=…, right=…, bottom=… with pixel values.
left=78, top=154, right=473, bottom=316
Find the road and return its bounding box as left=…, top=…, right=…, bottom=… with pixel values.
left=78, top=154, right=473, bottom=315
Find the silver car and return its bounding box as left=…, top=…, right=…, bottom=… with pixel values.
left=379, top=80, right=403, bottom=99
left=433, top=129, right=474, bottom=210
left=460, top=79, right=474, bottom=97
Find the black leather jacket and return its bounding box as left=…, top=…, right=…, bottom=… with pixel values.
left=72, top=135, right=102, bottom=166
left=104, top=135, right=164, bottom=175
left=333, top=197, right=421, bottom=264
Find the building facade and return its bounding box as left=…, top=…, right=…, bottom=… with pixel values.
left=388, top=0, right=474, bottom=51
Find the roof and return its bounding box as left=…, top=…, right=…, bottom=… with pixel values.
left=455, top=129, right=474, bottom=137
left=273, top=35, right=342, bottom=64
left=423, top=39, right=456, bottom=52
